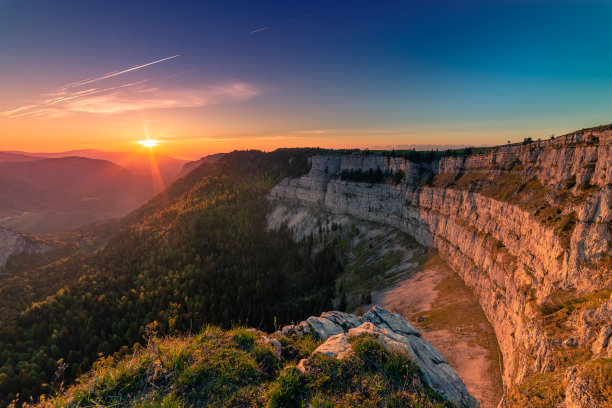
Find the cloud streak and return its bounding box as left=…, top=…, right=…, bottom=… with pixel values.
left=249, top=26, right=270, bottom=34
left=63, top=83, right=261, bottom=115
left=2, top=82, right=261, bottom=118
left=1, top=55, right=262, bottom=118
left=248, top=14, right=314, bottom=35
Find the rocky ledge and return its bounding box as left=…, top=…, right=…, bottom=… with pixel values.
left=0, top=227, right=53, bottom=269
left=277, top=305, right=480, bottom=408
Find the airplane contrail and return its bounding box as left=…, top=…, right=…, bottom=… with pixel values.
left=59, top=54, right=180, bottom=90
left=249, top=26, right=270, bottom=34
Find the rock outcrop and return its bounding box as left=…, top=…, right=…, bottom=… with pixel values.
left=268, top=128, right=612, bottom=405
left=279, top=305, right=480, bottom=408
left=0, top=227, right=53, bottom=269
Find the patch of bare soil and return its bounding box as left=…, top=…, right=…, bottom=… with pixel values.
left=372, top=249, right=504, bottom=408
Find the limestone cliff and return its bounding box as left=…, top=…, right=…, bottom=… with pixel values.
left=268, top=128, right=611, bottom=406
left=0, top=227, right=53, bottom=270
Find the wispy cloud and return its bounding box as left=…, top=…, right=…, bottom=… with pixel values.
left=1, top=55, right=262, bottom=118
left=191, top=135, right=302, bottom=141
left=292, top=128, right=401, bottom=135
left=249, top=26, right=270, bottom=34
left=63, top=83, right=261, bottom=115
left=2, top=82, right=261, bottom=118
left=292, top=129, right=342, bottom=135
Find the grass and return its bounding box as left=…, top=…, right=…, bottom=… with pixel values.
left=267, top=334, right=450, bottom=408
left=506, top=359, right=612, bottom=408
left=505, top=369, right=565, bottom=407
left=538, top=289, right=611, bottom=317
left=39, top=328, right=452, bottom=408
left=536, top=289, right=611, bottom=370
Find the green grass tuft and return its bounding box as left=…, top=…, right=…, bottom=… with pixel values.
left=41, top=327, right=451, bottom=408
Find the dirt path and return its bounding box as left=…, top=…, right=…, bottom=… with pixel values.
left=372, top=250, right=503, bottom=408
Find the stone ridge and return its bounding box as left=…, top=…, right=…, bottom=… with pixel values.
left=278, top=305, right=480, bottom=408
left=267, top=129, right=611, bottom=404
left=0, top=227, right=53, bottom=269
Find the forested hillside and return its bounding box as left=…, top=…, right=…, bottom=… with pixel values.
left=0, top=149, right=344, bottom=406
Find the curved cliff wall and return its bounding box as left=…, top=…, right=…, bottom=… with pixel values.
left=268, top=130, right=611, bottom=394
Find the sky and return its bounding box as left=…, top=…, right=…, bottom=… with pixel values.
left=1, top=0, right=612, bottom=158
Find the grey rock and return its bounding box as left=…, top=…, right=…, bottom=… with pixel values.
left=293, top=306, right=479, bottom=408
left=298, top=320, right=312, bottom=334
left=306, top=316, right=344, bottom=340
left=320, top=311, right=362, bottom=330
left=591, top=325, right=612, bottom=357
left=360, top=305, right=420, bottom=337
left=260, top=335, right=282, bottom=357
left=280, top=325, right=299, bottom=336
left=406, top=334, right=448, bottom=365
left=311, top=333, right=352, bottom=359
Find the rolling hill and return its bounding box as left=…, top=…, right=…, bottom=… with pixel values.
left=0, top=157, right=151, bottom=233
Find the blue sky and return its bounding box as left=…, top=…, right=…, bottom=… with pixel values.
left=1, top=0, right=611, bottom=155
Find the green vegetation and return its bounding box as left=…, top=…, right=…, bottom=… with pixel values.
left=338, top=168, right=406, bottom=185
left=0, top=149, right=346, bottom=406
left=506, top=369, right=565, bottom=407
left=538, top=289, right=610, bottom=318
left=340, top=168, right=386, bottom=183
left=537, top=289, right=611, bottom=369
left=506, top=359, right=612, bottom=408
left=555, top=212, right=578, bottom=248
left=40, top=328, right=450, bottom=408
left=299, top=211, right=423, bottom=312
left=369, top=147, right=495, bottom=162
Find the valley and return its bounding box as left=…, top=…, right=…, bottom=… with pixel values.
left=0, top=127, right=609, bottom=407
left=268, top=127, right=611, bottom=407
left=0, top=151, right=189, bottom=233
left=267, top=203, right=503, bottom=407
left=3, top=3, right=612, bottom=406
left=374, top=252, right=503, bottom=408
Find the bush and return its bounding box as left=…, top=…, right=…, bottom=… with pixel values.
left=266, top=366, right=304, bottom=408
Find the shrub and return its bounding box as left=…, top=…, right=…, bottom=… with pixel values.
left=266, top=366, right=305, bottom=408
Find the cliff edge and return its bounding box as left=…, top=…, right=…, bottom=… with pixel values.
left=268, top=127, right=611, bottom=407
left=39, top=306, right=478, bottom=407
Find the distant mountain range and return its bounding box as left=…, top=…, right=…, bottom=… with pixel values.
left=0, top=157, right=148, bottom=233
left=2, top=149, right=188, bottom=187
left=0, top=149, right=224, bottom=233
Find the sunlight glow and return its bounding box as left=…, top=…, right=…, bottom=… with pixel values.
left=138, top=139, right=160, bottom=148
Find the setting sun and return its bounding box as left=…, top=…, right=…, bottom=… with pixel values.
left=138, top=139, right=160, bottom=148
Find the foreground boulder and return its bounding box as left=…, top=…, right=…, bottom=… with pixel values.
left=278, top=305, right=480, bottom=408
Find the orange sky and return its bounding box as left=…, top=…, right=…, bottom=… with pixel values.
left=2, top=110, right=569, bottom=160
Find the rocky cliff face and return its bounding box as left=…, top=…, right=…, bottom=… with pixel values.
left=0, top=227, right=53, bottom=269
left=278, top=305, right=480, bottom=407
left=268, top=128, right=611, bottom=406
